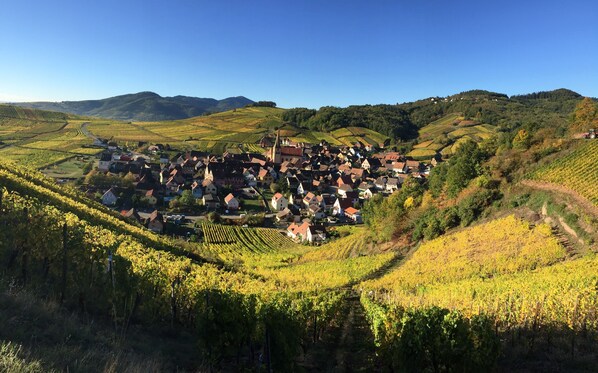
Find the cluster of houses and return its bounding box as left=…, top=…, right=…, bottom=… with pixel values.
left=92, top=131, right=437, bottom=242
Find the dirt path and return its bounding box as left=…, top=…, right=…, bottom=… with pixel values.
left=298, top=250, right=412, bottom=372
left=299, top=292, right=377, bottom=372
left=521, top=180, right=598, bottom=218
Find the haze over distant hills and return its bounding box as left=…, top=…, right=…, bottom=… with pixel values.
left=11, top=91, right=254, bottom=121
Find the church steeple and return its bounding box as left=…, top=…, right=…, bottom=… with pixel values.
left=272, top=129, right=281, bottom=164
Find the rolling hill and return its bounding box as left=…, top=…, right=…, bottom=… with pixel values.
left=86, top=106, right=391, bottom=153
left=408, top=113, right=497, bottom=159
left=11, top=91, right=254, bottom=121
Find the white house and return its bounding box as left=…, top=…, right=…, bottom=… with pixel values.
left=386, top=178, right=400, bottom=193
left=337, top=184, right=354, bottom=198
left=98, top=152, right=112, bottom=172
left=224, top=193, right=240, bottom=211
left=344, top=207, right=363, bottom=223
left=332, top=198, right=353, bottom=216
left=362, top=188, right=375, bottom=200
left=287, top=221, right=325, bottom=243
left=271, top=193, right=288, bottom=211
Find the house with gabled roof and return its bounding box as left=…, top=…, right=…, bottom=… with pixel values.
left=392, top=161, right=407, bottom=174
left=362, top=187, right=376, bottom=200
left=258, top=168, right=274, bottom=186
left=224, top=193, right=239, bottom=211
left=271, top=193, right=288, bottom=211
left=203, top=193, right=220, bottom=210
left=202, top=180, right=217, bottom=195
left=374, top=176, right=387, bottom=191
left=98, top=152, right=113, bottom=172
left=337, top=184, right=354, bottom=198
left=307, top=224, right=327, bottom=243
left=386, top=178, right=400, bottom=193
left=276, top=207, right=293, bottom=222
left=344, top=207, right=362, bottom=223
left=146, top=210, right=164, bottom=233
left=361, top=157, right=381, bottom=171
left=101, top=188, right=118, bottom=206
left=406, top=160, right=422, bottom=173
left=121, top=208, right=141, bottom=223
left=303, top=192, right=317, bottom=208
left=308, top=204, right=326, bottom=220
left=145, top=189, right=159, bottom=205
left=287, top=221, right=326, bottom=243
left=332, top=198, right=354, bottom=216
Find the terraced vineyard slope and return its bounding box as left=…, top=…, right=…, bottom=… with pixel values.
left=360, top=215, right=597, bottom=329
left=528, top=140, right=598, bottom=206
left=408, top=113, right=496, bottom=159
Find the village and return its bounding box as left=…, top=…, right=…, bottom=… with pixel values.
left=87, top=131, right=438, bottom=244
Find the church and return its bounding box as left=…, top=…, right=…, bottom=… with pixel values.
left=270, top=130, right=304, bottom=164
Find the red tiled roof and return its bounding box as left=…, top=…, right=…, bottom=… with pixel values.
left=345, top=207, right=360, bottom=215
left=280, top=147, right=303, bottom=156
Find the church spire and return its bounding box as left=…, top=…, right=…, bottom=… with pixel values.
left=272, top=128, right=281, bottom=164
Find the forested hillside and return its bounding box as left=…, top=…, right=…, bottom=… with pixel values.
left=12, top=92, right=254, bottom=121
left=283, top=88, right=586, bottom=142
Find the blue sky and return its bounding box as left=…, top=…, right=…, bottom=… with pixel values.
left=0, top=0, right=596, bottom=108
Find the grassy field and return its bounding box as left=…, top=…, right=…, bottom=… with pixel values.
left=408, top=113, right=496, bottom=159
left=40, top=156, right=96, bottom=179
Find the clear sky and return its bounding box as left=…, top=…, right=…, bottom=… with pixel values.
left=0, top=0, right=596, bottom=108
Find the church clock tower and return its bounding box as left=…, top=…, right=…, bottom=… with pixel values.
left=271, top=129, right=282, bottom=164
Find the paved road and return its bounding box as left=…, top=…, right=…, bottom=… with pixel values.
left=80, top=122, right=97, bottom=141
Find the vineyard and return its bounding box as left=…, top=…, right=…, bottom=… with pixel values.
left=0, top=110, right=101, bottom=169
left=362, top=215, right=567, bottom=292
left=408, top=113, right=496, bottom=159
left=254, top=252, right=396, bottom=292
left=528, top=140, right=598, bottom=206
left=357, top=215, right=598, bottom=369
left=0, top=165, right=354, bottom=371
left=198, top=222, right=306, bottom=265
left=85, top=106, right=390, bottom=154
left=298, top=226, right=384, bottom=262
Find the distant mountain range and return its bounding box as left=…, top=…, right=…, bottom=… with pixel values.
left=11, top=92, right=254, bottom=121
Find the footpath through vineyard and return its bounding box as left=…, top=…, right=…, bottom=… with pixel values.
left=521, top=180, right=598, bottom=218
left=298, top=252, right=406, bottom=371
